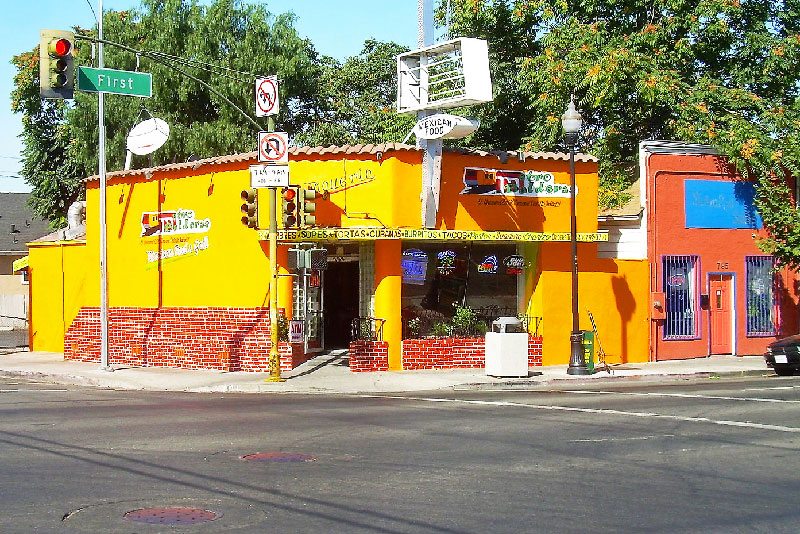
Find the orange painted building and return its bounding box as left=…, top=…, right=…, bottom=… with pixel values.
left=643, top=142, right=799, bottom=360
left=26, top=143, right=650, bottom=372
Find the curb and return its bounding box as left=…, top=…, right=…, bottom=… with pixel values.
left=0, top=366, right=773, bottom=394
left=0, top=369, right=101, bottom=388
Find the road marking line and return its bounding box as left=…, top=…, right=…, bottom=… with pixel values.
left=745, top=386, right=800, bottom=391
left=563, top=390, right=800, bottom=403
left=360, top=395, right=800, bottom=433
left=0, top=388, right=70, bottom=393
left=571, top=434, right=675, bottom=443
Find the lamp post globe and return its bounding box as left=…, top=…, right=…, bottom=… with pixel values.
left=562, top=96, right=590, bottom=375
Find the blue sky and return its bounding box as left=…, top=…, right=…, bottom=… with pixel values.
left=0, top=1, right=419, bottom=192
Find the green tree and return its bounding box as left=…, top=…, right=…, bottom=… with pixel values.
left=11, top=0, right=323, bottom=225
left=443, top=0, right=800, bottom=266
left=296, top=40, right=416, bottom=147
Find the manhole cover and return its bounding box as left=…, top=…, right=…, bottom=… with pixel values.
left=240, top=452, right=316, bottom=463
left=122, top=507, right=222, bottom=525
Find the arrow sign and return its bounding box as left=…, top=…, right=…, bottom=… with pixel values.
left=258, top=131, right=289, bottom=164
left=255, top=76, right=279, bottom=117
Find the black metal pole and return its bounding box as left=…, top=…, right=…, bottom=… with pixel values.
left=567, top=140, right=589, bottom=375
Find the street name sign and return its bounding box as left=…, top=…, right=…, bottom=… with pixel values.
left=77, top=66, right=152, bottom=97
left=250, top=164, right=289, bottom=188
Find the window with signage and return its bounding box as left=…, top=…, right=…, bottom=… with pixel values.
left=745, top=256, right=777, bottom=336
left=662, top=255, right=699, bottom=340
left=401, top=242, right=519, bottom=320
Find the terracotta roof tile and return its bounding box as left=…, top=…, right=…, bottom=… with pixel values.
left=84, top=143, right=596, bottom=182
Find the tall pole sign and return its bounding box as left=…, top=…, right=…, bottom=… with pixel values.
left=418, top=0, right=441, bottom=229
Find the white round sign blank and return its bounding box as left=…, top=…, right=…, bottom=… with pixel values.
left=127, top=118, right=170, bottom=155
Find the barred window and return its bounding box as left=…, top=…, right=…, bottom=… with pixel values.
left=663, top=255, right=699, bottom=339
left=745, top=256, right=777, bottom=335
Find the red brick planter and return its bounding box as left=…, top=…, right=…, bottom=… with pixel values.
left=348, top=336, right=543, bottom=372
left=64, top=306, right=309, bottom=372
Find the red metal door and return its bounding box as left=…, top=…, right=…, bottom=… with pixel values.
left=709, top=275, right=733, bottom=354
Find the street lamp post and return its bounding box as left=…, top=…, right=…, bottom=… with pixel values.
left=562, top=96, right=590, bottom=375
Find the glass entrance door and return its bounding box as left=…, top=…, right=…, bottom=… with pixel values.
left=293, top=270, right=324, bottom=353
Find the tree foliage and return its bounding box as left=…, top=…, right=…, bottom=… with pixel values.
left=11, top=0, right=323, bottom=225
left=295, top=40, right=415, bottom=147
left=444, top=0, right=800, bottom=266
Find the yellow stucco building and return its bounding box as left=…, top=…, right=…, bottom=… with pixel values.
left=27, top=143, right=649, bottom=373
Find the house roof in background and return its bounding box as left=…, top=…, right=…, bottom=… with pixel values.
left=0, top=193, right=52, bottom=254
left=598, top=177, right=643, bottom=219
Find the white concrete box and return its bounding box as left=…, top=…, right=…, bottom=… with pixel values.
left=485, top=331, right=529, bottom=377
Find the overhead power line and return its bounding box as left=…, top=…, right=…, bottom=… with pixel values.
left=74, top=33, right=264, bottom=131
left=146, top=51, right=261, bottom=83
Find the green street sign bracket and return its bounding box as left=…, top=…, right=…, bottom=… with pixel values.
left=77, top=66, right=152, bottom=97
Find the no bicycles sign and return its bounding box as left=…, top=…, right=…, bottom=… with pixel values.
left=255, top=76, right=279, bottom=117
left=258, top=131, right=289, bottom=164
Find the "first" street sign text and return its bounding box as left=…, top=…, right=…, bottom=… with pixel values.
left=77, top=67, right=152, bottom=98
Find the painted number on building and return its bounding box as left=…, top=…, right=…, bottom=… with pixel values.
left=258, top=131, right=289, bottom=164
left=250, top=165, right=290, bottom=188
left=255, top=76, right=279, bottom=117
left=289, top=319, right=304, bottom=343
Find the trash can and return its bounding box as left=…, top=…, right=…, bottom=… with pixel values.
left=582, top=330, right=595, bottom=373
left=485, top=317, right=528, bottom=377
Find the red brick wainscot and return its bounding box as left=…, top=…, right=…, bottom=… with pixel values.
left=348, top=340, right=390, bottom=372
left=348, top=336, right=543, bottom=372
left=64, top=307, right=309, bottom=372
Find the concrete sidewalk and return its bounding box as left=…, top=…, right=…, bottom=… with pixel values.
left=0, top=348, right=772, bottom=394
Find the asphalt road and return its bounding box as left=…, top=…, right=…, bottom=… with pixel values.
left=1, top=374, right=799, bottom=533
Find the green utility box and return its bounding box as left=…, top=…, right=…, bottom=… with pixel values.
left=582, top=330, right=595, bottom=373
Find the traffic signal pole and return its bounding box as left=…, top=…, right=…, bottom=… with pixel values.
left=266, top=116, right=284, bottom=382
left=98, top=0, right=112, bottom=372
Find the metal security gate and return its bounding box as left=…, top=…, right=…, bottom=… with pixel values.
left=662, top=255, right=698, bottom=340
left=745, top=256, right=777, bottom=336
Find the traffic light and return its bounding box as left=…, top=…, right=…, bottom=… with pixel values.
left=281, top=187, right=298, bottom=228
left=298, top=187, right=319, bottom=227
left=309, top=248, right=328, bottom=271
left=240, top=188, right=258, bottom=228
left=39, top=29, right=75, bottom=99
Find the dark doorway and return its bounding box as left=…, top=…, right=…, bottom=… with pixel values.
left=323, top=260, right=360, bottom=349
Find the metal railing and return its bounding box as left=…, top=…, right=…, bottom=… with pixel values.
left=351, top=317, right=386, bottom=342
left=520, top=316, right=543, bottom=337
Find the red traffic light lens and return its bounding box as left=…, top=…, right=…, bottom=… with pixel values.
left=53, top=38, right=71, bottom=56
left=283, top=188, right=296, bottom=201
